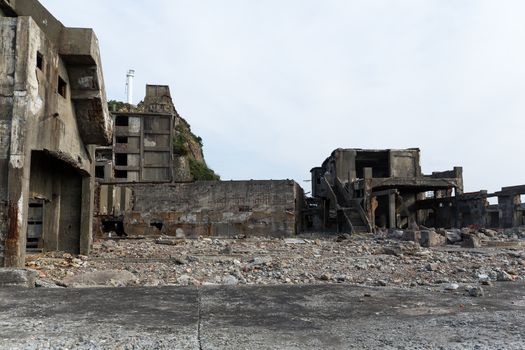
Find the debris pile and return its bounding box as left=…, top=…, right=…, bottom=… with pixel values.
left=25, top=228, right=525, bottom=294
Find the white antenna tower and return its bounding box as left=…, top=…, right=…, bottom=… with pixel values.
left=125, top=69, right=135, bottom=105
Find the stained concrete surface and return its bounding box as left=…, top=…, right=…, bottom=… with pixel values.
left=0, top=283, right=524, bottom=349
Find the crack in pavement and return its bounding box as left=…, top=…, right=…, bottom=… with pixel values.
left=198, top=288, right=203, bottom=350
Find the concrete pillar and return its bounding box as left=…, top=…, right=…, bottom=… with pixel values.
left=498, top=195, right=513, bottom=229
left=79, top=145, right=95, bottom=255
left=363, top=167, right=373, bottom=227
left=4, top=154, right=31, bottom=268
left=388, top=192, right=396, bottom=229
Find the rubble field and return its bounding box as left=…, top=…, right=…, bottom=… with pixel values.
left=26, top=227, right=525, bottom=294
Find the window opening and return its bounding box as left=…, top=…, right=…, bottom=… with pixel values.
left=95, top=166, right=105, bottom=179
left=115, top=116, right=129, bottom=127
left=36, top=51, right=44, bottom=71
left=57, top=76, right=67, bottom=98
left=115, top=153, right=128, bottom=166
left=116, top=136, right=128, bottom=144
left=115, top=170, right=128, bottom=179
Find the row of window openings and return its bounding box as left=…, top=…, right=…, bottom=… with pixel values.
left=95, top=165, right=128, bottom=179
left=36, top=51, right=67, bottom=98
left=115, top=116, right=170, bottom=131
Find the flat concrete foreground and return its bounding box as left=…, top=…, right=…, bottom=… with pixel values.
left=0, top=284, right=524, bottom=349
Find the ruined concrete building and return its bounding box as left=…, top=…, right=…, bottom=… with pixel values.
left=307, top=149, right=464, bottom=233
left=96, top=85, right=175, bottom=183
left=0, top=0, right=111, bottom=267
left=307, top=148, right=525, bottom=233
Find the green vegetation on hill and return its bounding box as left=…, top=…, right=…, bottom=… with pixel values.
left=189, top=158, right=220, bottom=181
left=173, top=120, right=220, bottom=181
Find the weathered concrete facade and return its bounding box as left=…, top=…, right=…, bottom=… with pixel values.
left=96, top=181, right=304, bottom=238
left=96, top=85, right=175, bottom=183
left=307, top=149, right=463, bottom=233
left=0, top=0, right=111, bottom=267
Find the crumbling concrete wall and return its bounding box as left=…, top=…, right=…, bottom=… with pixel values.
left=0, top=0, right=110, bottom=267
left=97, top=180, right=303, bottom=238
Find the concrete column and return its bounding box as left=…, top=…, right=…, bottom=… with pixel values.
left=363, top=167, right=373, bottom=226
left=80, top=145, right=95, bottom=255
left=4, top=154, right=31, bottom=268
left=498, top=196, right=513, bottom=229
left=388, top=192, right=396, bottom=229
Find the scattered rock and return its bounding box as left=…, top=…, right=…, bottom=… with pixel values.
left=175, top=228, right=185, bottom=239
left=335, top=275, right=347, bottom=283
left=284, top=238, right=306, bottom=245
left=336, top=234, right=351, bottom=242
left=401, top=230, right=421, bottom=243
left=320, top=273, right=333, bottom=281
left=445, top=230, right=462, bottom=244
left=155, top=237, right=184, bottom=246
left=35, top=279, right=64, bottom=288
left=420, top=230, right=446, bottom=248
left=220, top=246, right=233, bottom=255
left=496, top=270, right=515, bottom=282
left=468, top=286, right=484, bottom=297
left=389, top=230, right=405, bottom=240
left=222, top=275, right=239, bottom=285
left=462, top=235, right=481, bottom=248
left=249, top=256, right=272, bottom=267
left=171, top=256, right=186, bottom=265
left=444, top=283, right=459, bottom=291
left=425, top=263, right=439, bottom=272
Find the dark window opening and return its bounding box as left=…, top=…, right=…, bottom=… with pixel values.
left=115, top=115, right=129, bottom=126
left=239, top=206, right=252, bottom=212
left=95, top=149, right=112, bottom=162
left=115, top=153, right=128, bottom=166
left=36, top=51, right=44, bottom=71
left=95, top=166, right=105, bottom=179
left=115, top=170, right=128, bottom=179
left=57, top=76, right=67, bottom=98
left=356, top=151, right=390, bottom=178
left=101, top=219, right=127, bottom=237
left=150, top=220, right=164, bottom=231
left=116, top=136, right=128, bottom=144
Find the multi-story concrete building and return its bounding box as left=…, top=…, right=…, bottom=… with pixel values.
left=96, top=85, right=174, bottom=183
left=0, top=0, right=111, bottom=267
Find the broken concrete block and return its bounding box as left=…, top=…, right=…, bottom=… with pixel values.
left=479, top=228, right=497, bottom=238
left=496, top=270, right=515, bottom=282
left=155, top=237, right=184, bottom=246
left=0, top=269, right=37, bottom=288
left=401, top=230, right=421, bottom=243
left=420, top=230, right=446, bottom=248
left=388, top=230, right=405, bottom=239
left=462, top=235, right=481, bottom=248
left=445, top=230, right=462, bottom=244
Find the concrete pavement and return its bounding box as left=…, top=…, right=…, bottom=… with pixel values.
left=0, top=283, right=524, bottom=349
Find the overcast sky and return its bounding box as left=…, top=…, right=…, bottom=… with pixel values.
left=41, top=0, right=525, bottom=194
